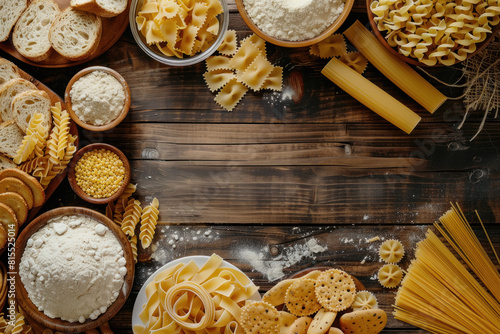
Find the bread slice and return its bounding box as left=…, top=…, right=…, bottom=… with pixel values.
left=0, top=120, right=25, bottom=159
left=12, top=90, right=52, bottom=135
left=0, top=78, right=38, bottom=122
left=49, top=7, right=102, bottom=61
left=0, top=192, right=27, bottom=226
left=0, top=155, right=16, bottom=170
left=12, top=0, right=61, bottom=62
left=71, top=0, right=127, bottom=18
left=0, top=176, right=33, bottom=209
left=0, top=58, right=20, bottom=88
left=0, top=0, right=28, bottom=42
left=0, top=169, right=45, bottom=207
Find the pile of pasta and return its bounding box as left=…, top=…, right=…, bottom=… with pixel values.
left=136, top=0, right=224, bottom=58
left=370, top=0, right=500, bottom=66
left=18, top=103, right=77, bottom=189
left=309, top=33, right=369, bottom=75
left=204, top=31, right=283, bottom=111
left=106, top=183, right=160, bottom=263
left=133, top=254, right=259, bottom=334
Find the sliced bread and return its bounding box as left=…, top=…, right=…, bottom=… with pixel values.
left=12, top=0, right=61, bottom=62
left=71, top=0, right=127, bottom=18
left=0, top=78, right=37, bottom=122
left=49, top=7, right=102, bottom=61
left=0, top=120, right=25, bottom=159
left=12, top=90, right=52, bottom=135
left=0, top=58, right=20, bottom=88
left=0, top=0, right=28, bottom=42
left=0, top=155, right=16, bottom=170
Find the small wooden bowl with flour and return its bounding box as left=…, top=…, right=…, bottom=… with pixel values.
left=14, top=207, right=134, bottom=333
left=235, top=0, right=355, bottom=47
left=65, top=66, right=131, bottom=131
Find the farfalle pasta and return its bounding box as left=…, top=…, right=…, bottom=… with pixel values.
left=133, top=254, right=259, bottom=334
left=370, top=0, right=500, bottom=65
left=204, top=33, right=283, bottom=111
left=136, top=0, right=224, bottom=58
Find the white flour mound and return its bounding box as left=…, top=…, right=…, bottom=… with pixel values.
left=243, top=0, right=345, bottom=41
left=19, top=215, right=127, bottom=323
left=241, top=238, right=328, bottom=281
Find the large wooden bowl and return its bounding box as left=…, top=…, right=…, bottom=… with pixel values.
left=366, top=0, right=500, bottom=66
left=14, top=207, right=134, bottom=333
left=235, top=0, right=355, bottom=48
left=67, top=143, right=132, bottom=204
left=65, top=66, right=131, bottom=131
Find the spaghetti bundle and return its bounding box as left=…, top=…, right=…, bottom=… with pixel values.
left=394, top=206, right=500, bottom=334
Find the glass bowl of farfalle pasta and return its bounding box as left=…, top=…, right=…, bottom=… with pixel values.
left=130, top=0, right=229, bottom=66
left=366, top=0, right=500, bottom=66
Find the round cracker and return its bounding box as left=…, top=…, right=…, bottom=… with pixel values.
left=0, top=177, right=34, bottom=209
left=0, top=202, right=17, bottom=238
left=328, top=328, right=344, bottom=334
left=240, top=301, right=280, bottom=334
left=315, top=269, right=356, bottom=312
left=0, top=192, right=28, bottom=226
left=0, top=224, right=6, bottom=255
left=285, top=278, right=322, bottom=317
left=0, top=169, right=44, bottom=207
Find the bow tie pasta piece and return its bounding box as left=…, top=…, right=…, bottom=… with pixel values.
left=204, top=69, right=235, bottom=92
left=239, top=54, right=274, bottom=91
left=262, top=66, right=283, bottom=91
left=214, top=79, right=248, bottom=111
left=217, top=30, right=238, bottom=56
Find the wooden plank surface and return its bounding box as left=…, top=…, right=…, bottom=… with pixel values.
left=2, top=0, right=499, bottom=333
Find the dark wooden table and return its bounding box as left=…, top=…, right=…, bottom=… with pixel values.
left=2, top=0, right=499, bottom=333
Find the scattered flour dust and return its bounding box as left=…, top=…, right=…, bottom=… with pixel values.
left=242, top=0, right=345, bottom=41
left=240, top=238, right=327, bottom=281
left=19, top=215, right=127, bottom=323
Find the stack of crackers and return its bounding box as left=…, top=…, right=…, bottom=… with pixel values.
left=0, top=168, right=44, bottom=254
left=240, top=269, right=387, bottom=334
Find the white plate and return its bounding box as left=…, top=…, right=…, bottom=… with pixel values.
left=132, top=255, right=261, bottom=328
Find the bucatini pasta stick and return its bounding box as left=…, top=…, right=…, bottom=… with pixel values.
left=344, top=21, right=447, bottom=114
left=322, top=58, right=421, bottom=134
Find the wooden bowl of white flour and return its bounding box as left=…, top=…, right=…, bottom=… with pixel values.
left=235, top=0, right=355, bottom=47
left=14, top=207, right=134, bottom=333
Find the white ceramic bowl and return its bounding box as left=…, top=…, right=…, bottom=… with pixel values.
left=132, top=255, right=261, bottom=327
left=129, top=0, right=229, bottom=66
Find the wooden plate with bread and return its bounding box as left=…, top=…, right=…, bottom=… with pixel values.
left=0, top=0, right=131, bottom=68
left=0, top=57, right=78, bottom=253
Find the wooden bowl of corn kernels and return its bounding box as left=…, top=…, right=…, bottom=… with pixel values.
left=67, top=143, right=131, bottom=204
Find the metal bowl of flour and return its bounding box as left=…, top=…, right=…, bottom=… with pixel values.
left=235, top=0, right=355, bottom=47
left=14, top=207, right=134, bottom=333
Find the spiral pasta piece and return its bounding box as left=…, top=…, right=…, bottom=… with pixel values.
left=139, top=198, right=160, bottom=249
left=129, top=235, right=138, bottom=264
left=121, top=198, right=142, bottom=237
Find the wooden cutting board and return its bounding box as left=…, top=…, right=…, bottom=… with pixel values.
left=0, top=0, right=131, bottom=68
